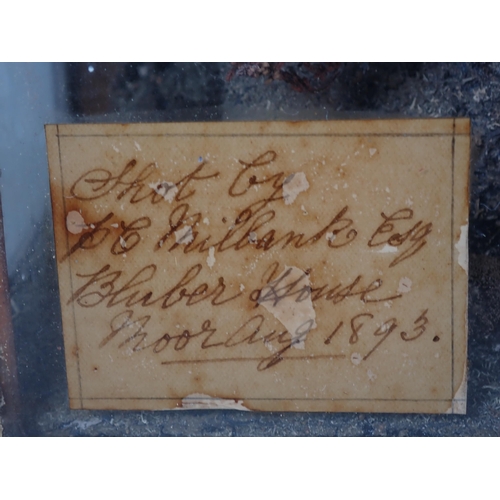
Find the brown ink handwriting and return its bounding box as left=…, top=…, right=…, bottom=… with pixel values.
left=67, top=263, right=242, bottom=310
left=70, top=158, right=219, bottom=204
left=368, top=208, right=433, bottom=267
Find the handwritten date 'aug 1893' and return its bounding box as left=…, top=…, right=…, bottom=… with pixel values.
left=96, top=306, right=431, bottom=372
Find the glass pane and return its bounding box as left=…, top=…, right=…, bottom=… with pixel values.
left=0, top=63, right=499, bottom=435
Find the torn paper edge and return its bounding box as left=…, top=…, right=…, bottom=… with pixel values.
left=177, top=393, right=250, bottom=411
left=446, top=257, right=468, bottom=415
left=446, top=368, right=468, bottom=415
left=455, top=224, right=468, bottom=274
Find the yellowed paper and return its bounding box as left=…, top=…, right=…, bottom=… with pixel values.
left=45, top=119, right=469, bottom=413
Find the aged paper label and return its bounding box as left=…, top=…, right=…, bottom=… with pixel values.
left=45, top=120, right=469, bottom=413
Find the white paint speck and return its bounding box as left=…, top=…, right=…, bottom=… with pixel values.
left=351, top=353, right=362, bottom=365
left=282, top=172, right=310, bottom=205
left=326, top=232, right=336, bottom=243
left=369, top=148, right=377, bottom=157
left=206, top=246, right=216, bottom=268
left=149, top=180, right=178, bottom=202
left=377, top=244, right=398, bottom=253
left=263, top=339, right=276, bottom=352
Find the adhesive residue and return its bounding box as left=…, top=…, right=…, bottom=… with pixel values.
left=149, top=180, right=178, bottom=202
left=397, top=277, right=412, bottom=294
left=258, top=265, right=317, bottom=349
left=179, top=393, right=250, bottom=411
left=66, top=210, right=87, bottom=234
left=455, top=224, right=468, bottom=274
left=206, top=246, right=216, bottom=268
left=282, top=172, right=310, bottom=205
left=174, top=226, right=194, bottom=245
